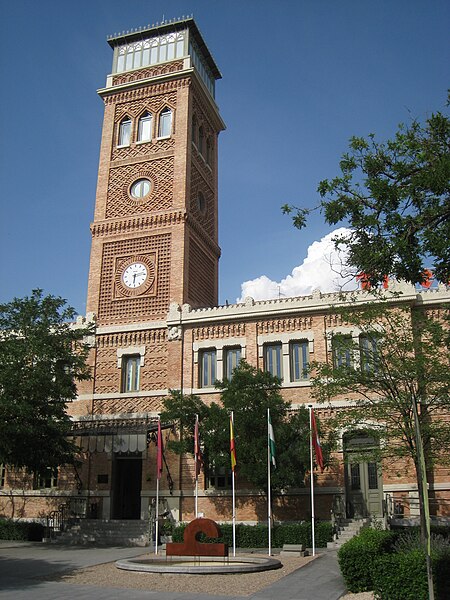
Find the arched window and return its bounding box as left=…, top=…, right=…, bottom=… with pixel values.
left=198, top=126, right=204, bottom=155
left=158, top=107, right=172, bottom=138
left=137, top=112, right=153, bottom=142
left=192, top=115, right=197, bottom=146
left=206, top=137, right=213, bottom=166
left=118, top=117, right=132, bottom=147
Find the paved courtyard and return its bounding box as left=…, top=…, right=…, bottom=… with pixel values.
left=0, top=541, right=347, bottom=600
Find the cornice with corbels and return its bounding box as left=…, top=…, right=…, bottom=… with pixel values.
left=101, top=76, right=191, bottom=106
left=90, top=211, right=186, bottom=237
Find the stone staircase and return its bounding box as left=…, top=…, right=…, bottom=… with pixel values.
left=327, top=518, right=370, bottom=549
left=49, top=519, right=150, bottom=546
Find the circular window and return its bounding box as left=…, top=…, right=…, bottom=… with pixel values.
left=130, top=178, right=152, bottom=199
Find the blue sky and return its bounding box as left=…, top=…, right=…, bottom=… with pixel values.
left=1, top=0, right=448, bottom=313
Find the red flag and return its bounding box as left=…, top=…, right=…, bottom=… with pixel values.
left=311, top=409, right=324, bottom=472
left=230, top=416, right=237, bottom=472
left=157, top=418, right=163, bottom=480
left=194, top=415, right=203, bottom=477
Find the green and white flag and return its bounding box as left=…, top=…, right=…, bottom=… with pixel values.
left=268, top=410, right=276, bottom=468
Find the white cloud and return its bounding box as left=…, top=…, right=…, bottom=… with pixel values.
left=238, top=227, right=357, bottom=302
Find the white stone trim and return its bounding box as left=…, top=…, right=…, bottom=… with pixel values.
left=97, top=321, right=166, bottom=334
left=193, top=337, right=246, bottom=383
left=117, top=345, right=146, bottom=367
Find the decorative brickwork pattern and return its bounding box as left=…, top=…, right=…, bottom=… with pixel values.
left=94, top=396, right=165, bottom=415
left=193, top=323, right=246, bottom=341
left=95, top=330, right=168, bottom=395
left=114, top=93, right=177, bottom=122
left=189, top=164, right=215, bottom=238
left=94, top=347, right=118, bottom=394
left=112, top=137, right=175, bottom=161
left=112, top=61, right=184, bottom=86
left=257, top=316, right=313, bottom=335
left=106, top=158, right=174, bottom=218
left=188, top=238, right=216, bottom=308
left=98, top=234, right=171, bottom=323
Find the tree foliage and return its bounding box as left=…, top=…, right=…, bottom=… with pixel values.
left=161, top=362, right=326, bottom=493
left=283, top=103, right=450, bottom=286
left=0, top=290, right=92, bottom=474
left=310, top=301, right=450, bottom=470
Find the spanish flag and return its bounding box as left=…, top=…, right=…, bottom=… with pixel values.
left=230, top=415, right=237, bottom=472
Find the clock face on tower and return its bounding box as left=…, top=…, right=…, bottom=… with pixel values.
left=122, top=262, right=148, bottom=288
left=114, top=254, right=157, bottom=297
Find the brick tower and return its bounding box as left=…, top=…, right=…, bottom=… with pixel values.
left=86, top=18, right=224, bottom=326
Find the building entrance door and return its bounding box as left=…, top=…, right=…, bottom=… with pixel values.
left=112, top=454, right=142, bottom=519
left=344, top=433, right=383, bottom=518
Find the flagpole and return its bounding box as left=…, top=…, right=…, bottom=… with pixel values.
left=267, top=408, right=272, bottom=556
left=195, top=414, right=198, bottom=518
left=155, top=417, right=161, bottom=555
left=309, top=405, right=316, bottom=557
left=231, top=411, right=236, bottom=557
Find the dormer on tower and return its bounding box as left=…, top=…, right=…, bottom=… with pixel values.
left=86, top=18, right=225, bottom=326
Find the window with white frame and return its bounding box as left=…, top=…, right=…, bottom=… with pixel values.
left=137, top=112, right=153, bottom=142
left=0, top=464, right=5, bottom=487
left=359, top=334, right=380, bottom=373
left=121, top=355, right=141, bottom=392
left=332, top=335, right=353, bottom=368
left=158, top=107, right=172, bottom=138
left=199, top=349, right=216, bottom=388
left=115, top=32, right=186, bottom=74
left=264, top=343, right=283, bottom=379
left=35, top=468, right=58, bottom=489
left=290, top=340, right=309, bottom=381
left=224, top=347, right=241, bottom=380
left=118, top=117, right=132, bottom=147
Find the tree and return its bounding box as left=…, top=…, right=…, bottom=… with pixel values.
left=161, top=362, right=322, bottom=494
left=310, top=298, right=449, bottom=592
left=283, top=104, right=450, bottom=286
left=0, top=289, right=92, bottom=475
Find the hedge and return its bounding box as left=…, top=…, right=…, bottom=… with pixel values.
left=337, top=528, right=397, bottom=593
left=172, top=521, right=333, bottom=548
left=373, top=549, right=450, bottom=600
left=0, top=518, right=45, bottom=541
left=338, top=527, right=450, bottom=599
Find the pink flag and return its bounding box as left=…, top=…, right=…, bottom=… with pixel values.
left=194, top=415, right=203, bottom=477
left=157, top=419, right=163, bottom=479
left=311, top=409, right=324, bottom=472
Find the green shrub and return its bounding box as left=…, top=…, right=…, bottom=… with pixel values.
left=338, top=528, right=397, bottom=593
left=373, top=549, right=429, bottom=600
left=390, top=524, right=450, bottom=539
left=0, top=518, right=44, bottom=541
left=172, top=521, right=333, bottom=548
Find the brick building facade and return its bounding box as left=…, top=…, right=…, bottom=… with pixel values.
left=1, top=18, right=448, bottom=527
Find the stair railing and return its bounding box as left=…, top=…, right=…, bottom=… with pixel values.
left=45, top=502, right=69, bottom=540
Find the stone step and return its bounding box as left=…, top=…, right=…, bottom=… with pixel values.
left=50, top=518, right=151, bottom=546
left=280, top=543, right=308, bottom=557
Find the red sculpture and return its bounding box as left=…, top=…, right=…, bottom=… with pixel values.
left=166, top=517, right=228, bottom=557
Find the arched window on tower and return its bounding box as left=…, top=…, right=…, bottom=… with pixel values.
left=198, top=126, right=204, bottom=156
left=158, top=107, right=173, bottom=138
left=137, top=112, right=153, bottom=142
left=192, top=115, right=197, bottom=146
left=206, top=137, right=213, bottom=166
left=118, top=117, right=132, bottom=147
